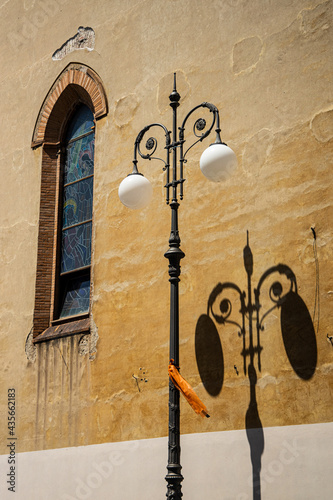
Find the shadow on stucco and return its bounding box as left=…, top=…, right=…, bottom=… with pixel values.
left=195, top=232, right=317, bottom=500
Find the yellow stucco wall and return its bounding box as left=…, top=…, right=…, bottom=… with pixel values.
left=0, top=0, right=332, bottom=453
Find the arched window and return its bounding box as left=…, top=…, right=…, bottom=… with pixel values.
left=32, top=64, right=107, bottom=342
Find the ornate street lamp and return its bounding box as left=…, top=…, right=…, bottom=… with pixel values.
left=119, top=74, right=237, bottom=499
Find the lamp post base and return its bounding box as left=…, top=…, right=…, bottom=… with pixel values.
left=166, top=464, right=183, bottom=500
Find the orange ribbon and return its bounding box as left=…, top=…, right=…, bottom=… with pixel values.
left=168, top=360, right=210, bottom=418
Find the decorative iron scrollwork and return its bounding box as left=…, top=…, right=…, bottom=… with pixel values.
left=194, top=117, right=206, bottom=133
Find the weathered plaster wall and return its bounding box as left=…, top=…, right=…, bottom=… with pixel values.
left=0, top=0, right=332, bottom=461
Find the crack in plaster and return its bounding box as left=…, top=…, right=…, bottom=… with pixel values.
left=114, top=94, right=139, bottom=128
left=0, top=0, right=11, bottom=9
left=24, top=0, right=36, bottom=9
left=106, top=389, right=135, bottom=404
left=298, top=1, right=331, bottom=38
left=310, top=108, right=333, bottom=142
left=232, top=36, right=264, bottom=75
left=0, top=220, right=36, bottom=230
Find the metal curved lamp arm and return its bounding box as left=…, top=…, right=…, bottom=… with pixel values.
left=133, top=122, right=171, bottom=164
left=179, top=102, right=222, bottom=160
left=131, top=122, right=173, bottom=203
left=175, top=102, right=221, bottom=200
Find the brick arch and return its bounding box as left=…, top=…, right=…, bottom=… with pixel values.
left=32, top=63, right=107, bottom=341
left=32, top=63, right=108, bottom=148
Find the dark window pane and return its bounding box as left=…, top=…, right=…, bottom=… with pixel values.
left=59, top=275, right=90, bottom=318
left=63, top=177, right=93, bottom=229
left=64, top=133, right=95, bottom=184
left=61, top=222, right=92, bottom=274
left=66, top=105, right=94, bottom=141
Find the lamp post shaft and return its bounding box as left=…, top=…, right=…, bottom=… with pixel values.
left=164, top=74, right=184, bottom=499
left=119, top=73, right=237, bottom=498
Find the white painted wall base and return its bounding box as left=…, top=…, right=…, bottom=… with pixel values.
left=1, top=422, right=332, bottom=500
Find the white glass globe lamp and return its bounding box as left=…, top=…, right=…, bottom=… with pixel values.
left=118, top=172, right=153, bottom=210
left=200, top=142, right=237, bottom=183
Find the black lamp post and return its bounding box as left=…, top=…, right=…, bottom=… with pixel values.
left=119, top=74, right=237, bottom=499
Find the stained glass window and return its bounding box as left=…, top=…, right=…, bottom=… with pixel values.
left=64, top=133, right=94, bottom=184
left=63, top=177, right=94, bottom=229
left=65, top=105, right=95, bottom=141
left=58, top=105, right=94, bottom=318
left=61, top=222, right=92, bottom=273
left=60, top=275, right=91, bottom=318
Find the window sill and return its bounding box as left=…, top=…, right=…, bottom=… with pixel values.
left=51, top=312, right=89, bottom=326
left=33, top=317, right=90, bottom=344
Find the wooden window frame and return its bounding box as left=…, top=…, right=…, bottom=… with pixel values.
left=31, top=63, right=107, bottom=344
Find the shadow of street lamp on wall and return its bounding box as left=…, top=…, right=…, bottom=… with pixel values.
left=195, top=231, right=317, bottom=500
left=118, top=73, right=237, bottom=500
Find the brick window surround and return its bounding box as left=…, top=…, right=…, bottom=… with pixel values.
left=31, top=63, right=107, bottom=343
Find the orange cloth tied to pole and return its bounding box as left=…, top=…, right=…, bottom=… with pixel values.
left=168, top=360, right=210, bottom=418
